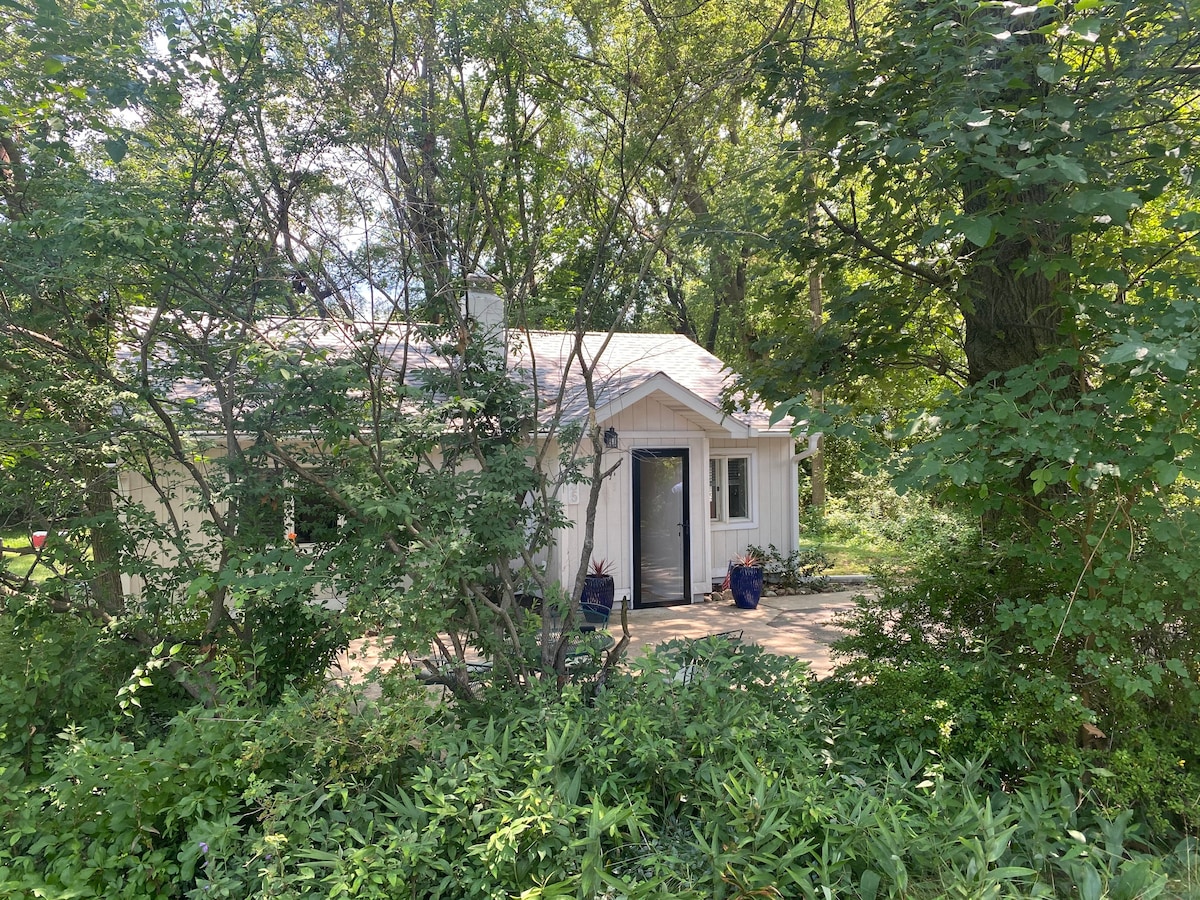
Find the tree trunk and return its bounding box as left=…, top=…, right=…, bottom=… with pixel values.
left=85, top=467, right=126, bottom=617
left=808, top=264, right=825, bottom=508
left=961, top=185, right=1066, bottom=385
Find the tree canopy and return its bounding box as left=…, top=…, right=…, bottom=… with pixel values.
left=5, top=0, right=1200, bottom=894
left=754, top=0, right=1200, bottom=718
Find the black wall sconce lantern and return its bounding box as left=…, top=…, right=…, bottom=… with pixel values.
left=603, top=427, right=619, bottom=449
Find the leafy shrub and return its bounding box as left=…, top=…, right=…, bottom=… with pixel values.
left=1, top=641, right=1193, bottom=899
left=211, top=553, right=351, bottom=703
left=832, top=523, right=1200, bottom=836
left=0, top=673, right=434, bottom=899
left=746, top=542, right=832, bottom=590
left=0, top=595, right=142, bottom=775
left=819, top=652, right=1091, bottom=779
left=831, top=529, right=1034, bottom=668
left=801, top=470, right=977, bottom=572
left=243, top=649, right=1185, bottom=899
left=1088, top=721, right=1200, bottom=837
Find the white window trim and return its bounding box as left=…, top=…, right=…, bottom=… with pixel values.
left=708, top=449, right=757, bottom=531
left=286, top=478, right=345, bottom=548
left=233, top=473, right=338, bottom=548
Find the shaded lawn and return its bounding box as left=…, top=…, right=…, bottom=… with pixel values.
left=799, top=535, right=900, bottom=576
left=2, top=529, right=58, bottom=586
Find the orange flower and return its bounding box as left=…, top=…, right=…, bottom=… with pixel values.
left=287, top=532, right=297, bottom=542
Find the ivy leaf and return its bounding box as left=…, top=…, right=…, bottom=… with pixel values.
left=1045, top=96, right=1076, bottom=119
left=1071, top=19, right=1102, bottom=42
left=961, top=216, right=994, bottom=248
left=1069, top=189, right=1142, bottom=221
left=104, top=138, right=128, bottom=164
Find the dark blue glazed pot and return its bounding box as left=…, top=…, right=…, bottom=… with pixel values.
left=729, top=565, right=764, bottom=609
left=580, top=574, right=615, bottom=623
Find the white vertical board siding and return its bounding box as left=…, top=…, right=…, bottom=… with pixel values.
left=597, top=445, right=631, bottom=603
left=557, top=396, right=716, bottom=605
left=117, top=452, right=226, bottom=598
left=563, top=397, right=799, bottom=603
left=549, top=446, right=628, bottom=607
left=706, top=435, right=796, bottom=582
left=558, top=431, right=636, bottom=607
left=610, top=394, right=708, bottom=434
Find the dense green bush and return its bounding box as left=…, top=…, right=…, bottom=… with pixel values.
left=1089, top=717, right=1200, bottom=838
left=746, top=542, right=832, bottom=590
left=0, top=669, right=434, bottom=899
left=3, top=640, right=1194, bottom=899
left=801, top=470, right=978, bottom=569
left=221, top=556, right=351, bottom=703
left=0, top=553, right=351, bottom=777
left=0, top=595, right=144, bottom=775
left=832, top=514, right=1200, bottom=837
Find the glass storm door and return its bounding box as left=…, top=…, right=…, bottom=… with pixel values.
left=632, top=449, right=690, bottom=608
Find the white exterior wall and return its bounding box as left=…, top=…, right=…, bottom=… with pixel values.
left=118, top=395, right=799, bottom=613
left=554, top=393, right=798, bottom=607
left=706, top=435, right=798, bottom=582
left=116, top=450, right=227, bottom=598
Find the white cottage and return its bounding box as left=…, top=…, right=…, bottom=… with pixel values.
left=517, top=328, right=809, bottom=608
left=115, top=294, right=812, bottom=610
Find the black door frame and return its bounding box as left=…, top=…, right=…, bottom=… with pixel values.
left=631, top=448, right=691, bottom=608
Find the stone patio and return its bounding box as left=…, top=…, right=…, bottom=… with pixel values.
left=616, top=587, right=867, bottom=677
left=333, top=586, right=871, bottom=685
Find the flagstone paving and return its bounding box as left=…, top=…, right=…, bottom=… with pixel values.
left=614, top=587, right=868, bottom=677
left=333, top=585, right=872, bottom=685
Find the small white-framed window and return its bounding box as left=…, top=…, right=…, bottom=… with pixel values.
left=237, top=471, right=285, bottom=549
left=235, top=470, right=341, bottom=548
left=709, top=453, right=753, bottom=523
left=290, top=480, right=341, bottom=545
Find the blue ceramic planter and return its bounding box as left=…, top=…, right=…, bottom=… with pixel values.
left=729, top=565, right=764, bottom=609
left=580, top=574, right=615, bottom=623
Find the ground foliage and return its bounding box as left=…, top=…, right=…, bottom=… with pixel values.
left=831, top=479, right=1200, bottom=840
left=2, top=636, right=1198, bottom=899
left=3, top=0, right=1200, bottom=892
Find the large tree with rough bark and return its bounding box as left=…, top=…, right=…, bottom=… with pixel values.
left=758, top=0, right=1200, bottom=719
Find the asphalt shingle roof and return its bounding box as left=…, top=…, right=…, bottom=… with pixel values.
left=116, top=312, right=788, bottom=435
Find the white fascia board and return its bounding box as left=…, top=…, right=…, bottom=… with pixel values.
left=594, top=372, right=751, bottom=438
left=748, top=423, right=799, bottom=437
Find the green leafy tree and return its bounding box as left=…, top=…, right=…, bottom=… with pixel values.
left=4, top=0, right=810, bottom=709
left=762, top=0, right=1200, bottom=719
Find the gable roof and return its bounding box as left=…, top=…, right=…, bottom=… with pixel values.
left=116, top=311, right=793, bottom=437
left=516, top=331, right=783, bottom=436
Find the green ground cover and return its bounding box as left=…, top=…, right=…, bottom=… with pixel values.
left=798, top=533, right=898, bottom=575
left=794, top=479, right=957, bottom=576
left=2, top=632, right=1196, bottom=899
left=2, top=485, right=1197, bottom=897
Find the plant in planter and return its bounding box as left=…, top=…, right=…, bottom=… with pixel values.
left=747, top=543, right=833, bottom=592
left=728, top=550, right=764, bottom=610
left=580, top=558, right=616, bottom=624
